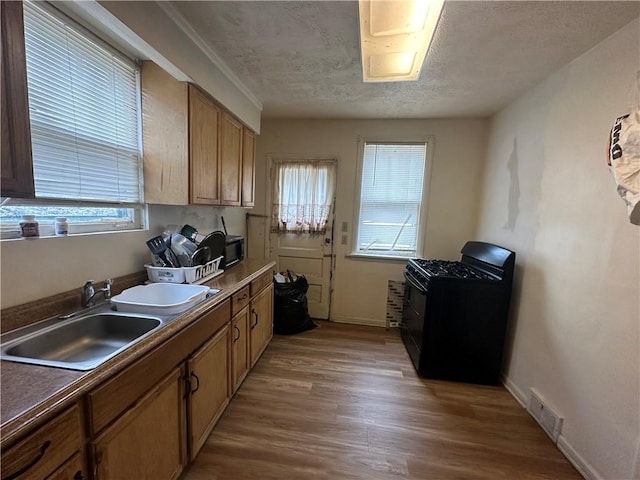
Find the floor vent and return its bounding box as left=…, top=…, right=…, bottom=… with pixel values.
left=527, top=389, right=563, bottom=443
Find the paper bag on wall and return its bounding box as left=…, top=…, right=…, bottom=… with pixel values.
left=608, top=109, right=640, bottom=225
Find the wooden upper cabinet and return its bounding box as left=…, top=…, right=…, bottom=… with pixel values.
left=242, top=128, right=256, bottom=207
left=141, top=63, right=221, bottom=206
left=1, top=0, right=35, bottom=198
left=142, top=61, right=255, bottom=207
left=189, top=85, right=221, bottom=205
left=141, top=61, right=189, bottom=205
left=219, top=112, right=242, bottom=206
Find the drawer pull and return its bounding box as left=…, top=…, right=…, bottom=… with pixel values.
left=250, top=310, right=259, bottom=329
left=237, top=293, right=248, bottom=301
left=5, top=440, right=51, bottom=480
left=190, top=372, right=200, bottom=394
left=234, top=325, right=241, bottom=342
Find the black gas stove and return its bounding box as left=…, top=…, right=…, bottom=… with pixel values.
left=400, top=241, right=516, bottom=385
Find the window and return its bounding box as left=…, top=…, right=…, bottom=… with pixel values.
left=271, top=160, right=336, bottom=234
left=353, top=142, right=428, bottom=258
left=0, top=0, right=143, bottom=238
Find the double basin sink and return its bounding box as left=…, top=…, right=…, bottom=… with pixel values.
left=0, top=304, right=175, bottom=371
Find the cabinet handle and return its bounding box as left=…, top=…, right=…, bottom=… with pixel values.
left=237, top=293, right=248, bottom=301
left=74, top=470, right=85, bottom=480
left=234, top=325, right=241, bottom=342
left=250, top=309, right=259, bottom=329
left=5, top=440, right=51, bottom=480
left=190, top=372, right=200, bottom=394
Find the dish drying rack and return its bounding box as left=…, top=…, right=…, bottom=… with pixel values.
left=145, top=256, right=223, bottom=284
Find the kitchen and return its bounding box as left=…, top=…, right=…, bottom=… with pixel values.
left=1, top=1, right=639, bottom=480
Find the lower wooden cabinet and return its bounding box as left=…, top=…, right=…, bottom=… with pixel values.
left=1, top=404, right=83, bottom=480
left=187, top=324, right=230, bottom=460
left=250, top=283, right=274, bottom=367
left=45, top=452, right=84, bottom=480
left=2, top=270, right=275, bottom=480
left=91, top=366, right=187, bottom=480
left=231, top=306, right=250, bottom=393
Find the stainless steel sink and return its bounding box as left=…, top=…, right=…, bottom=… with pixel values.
left=1, top=308, right=169, bottom=371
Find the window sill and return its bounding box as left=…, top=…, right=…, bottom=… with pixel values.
left=345, top=253, right=412, bottom=263
left=1, top=228, right=148, bottom=242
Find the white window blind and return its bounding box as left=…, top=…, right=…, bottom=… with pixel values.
left=355, top=142, right=427, bottom=257
left=22, top=0, right=142, bottom=204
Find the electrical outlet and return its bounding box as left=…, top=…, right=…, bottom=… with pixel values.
left=341, top=221, right=348, bottom=232
left=527, top=389, right=563, bottom=443
left=341, top=234, right=348, bottom=245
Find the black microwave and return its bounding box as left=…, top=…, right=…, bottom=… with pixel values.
left=223, top=235, right=244, bottom=269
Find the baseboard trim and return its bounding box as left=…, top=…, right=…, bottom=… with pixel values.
left=330, top=315, right=386, bottom=327
left=501, top=375, right=602, bottom=480
left=557, top=436, right=603, bottom=480
left=501, top=374, right=527, bottom=408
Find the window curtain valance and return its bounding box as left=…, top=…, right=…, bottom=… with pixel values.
left=271, top=160, right=336, bottom=234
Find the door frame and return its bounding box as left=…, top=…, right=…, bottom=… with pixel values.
left=265, top=154, right=338, bottom=319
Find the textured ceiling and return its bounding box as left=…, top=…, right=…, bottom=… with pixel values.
left=170, top=1, right=640, bottom=119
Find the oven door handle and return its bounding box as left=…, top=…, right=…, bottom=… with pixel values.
left=404, top=270, right=428, bottom=294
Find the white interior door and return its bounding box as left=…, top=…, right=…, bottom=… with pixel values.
left=267, top=158, right=336, bottom=320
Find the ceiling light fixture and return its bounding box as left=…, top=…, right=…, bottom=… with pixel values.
left=358, top=0, right=445, bottom=82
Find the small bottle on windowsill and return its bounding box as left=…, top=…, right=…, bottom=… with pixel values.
left=55, top=217, right=69, bottom=236
left=19, top=215, right=40, bottom=239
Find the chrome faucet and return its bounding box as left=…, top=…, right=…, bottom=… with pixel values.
left=82, top=279, right=113, bottom=307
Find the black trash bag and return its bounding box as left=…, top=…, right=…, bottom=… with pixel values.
left=273, top=271, right=317, bottom=335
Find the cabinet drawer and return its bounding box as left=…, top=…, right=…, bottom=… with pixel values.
left=2, top=405, right=82, bottom=480
left=231, top=286, right=250, bottom=316
left=250, top=271, right=272, bottom=296
left=45, top=452, right=83, bottom=480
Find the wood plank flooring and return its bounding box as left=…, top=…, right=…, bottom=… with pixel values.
left=183, top=321, right=582, bottom=480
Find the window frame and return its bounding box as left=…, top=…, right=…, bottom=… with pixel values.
left=0, top=0, right=146, bottom=239
left=350, top=136, right=434, bottom=261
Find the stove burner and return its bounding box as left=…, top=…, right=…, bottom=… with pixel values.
left=408, top=259, right=494, bottom=281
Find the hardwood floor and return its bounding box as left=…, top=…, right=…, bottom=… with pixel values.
left=183, top=321, right=582, bottom=480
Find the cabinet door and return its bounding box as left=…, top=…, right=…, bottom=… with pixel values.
left=189, top=85, right=221, bottom=205
left=241, top=128, right=256, bottom=207
left=141, top=61, right=189, bottom=205
left=250, top=284, right=274, bottom=367
left=92, top=366, right=186, bottom=480
left=187, top=324, right=230, bottom=460
left=219, top=112, right=242, bottom=206
left=1, top=0, right=35, bottom=198
left=231, top=306, right=250, bottom=393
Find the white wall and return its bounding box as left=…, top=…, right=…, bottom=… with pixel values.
left=254, top=118, right=488, bottom=326
left=475, top=19, right=640, bottom=480
left=0, top=204, right=246, bottom=309
left=97, top=1, right=261, bottom=133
